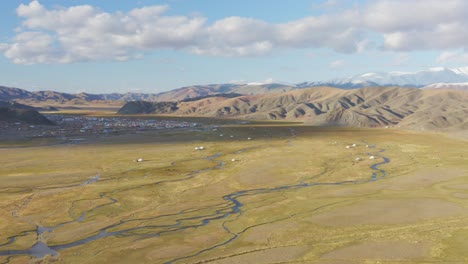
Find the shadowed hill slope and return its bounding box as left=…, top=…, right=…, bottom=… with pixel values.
left=0, top=106, right=54, bottom=125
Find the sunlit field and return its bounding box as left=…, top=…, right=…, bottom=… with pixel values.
left=1, top=122, right=467, bottom=264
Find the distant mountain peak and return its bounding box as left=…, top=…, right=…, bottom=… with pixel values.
left=422, top=82, right=468, bottom=91
left=451, top=66, right=468, bottom=75
left=427, top=67, right=447, bottom=72
left=360, top=72, right=378, bottom=77
left=303, top=66, right=468, bottom=89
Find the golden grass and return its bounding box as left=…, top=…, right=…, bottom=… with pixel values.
left=0, top=124, right=467, bottom=263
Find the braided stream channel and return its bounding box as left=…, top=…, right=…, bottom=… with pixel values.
left=0, top=138, right=390, bottom=263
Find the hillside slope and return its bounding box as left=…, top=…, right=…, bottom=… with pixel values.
left=0, top=83, right=299, bottom=104
left=118, top=86, right=468, bottom=132
left=0, top=106, right=54, bottom=125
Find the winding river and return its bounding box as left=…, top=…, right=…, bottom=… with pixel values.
left=0, top=135, right=391, bottom=263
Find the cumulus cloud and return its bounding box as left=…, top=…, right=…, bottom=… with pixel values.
left=276, top=11, right=362, bottom=53
left=3, top=0, right=468, bottom=64
left=191, top=17, right=275, bottom=56
left=191, top=41, right=274, bottom=57
left=364, top=0, right=468, bottom=51
left=2, top=1, right=206, bottom=64
left=364, top=0, right=465, bottom=32
left=3, top=32, right=66, bottom=64
left=0, top=1, right=364, bottom=64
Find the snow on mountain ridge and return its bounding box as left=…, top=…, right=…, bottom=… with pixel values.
left=451, top=67, right=468, bottom=75
left=360, top=73, right=377, bottom=77
left=318, top=67, right=468, bottom=88
left=422, top=82, right=468, bottom=91
left=427, top=67, right=447, bottom=72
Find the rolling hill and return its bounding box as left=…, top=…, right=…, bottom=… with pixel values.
left=0, top=83, right=299, bottom=105
left=140, top=83, right=299, bottom=102
left=0, top=101, right=58, bottom=112
left=118, top=86, right=468, bottom=132
left=0, top=101, right=54, bottom=125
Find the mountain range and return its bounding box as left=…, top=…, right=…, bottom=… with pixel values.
left=1, top=66, right=468, bottom=133
left=2, top=67, right=468, bottom=105
left=127, top=67, right=468, bottom=101
left=118, top=86, right=468, bottom=132
left=422, top=82, right=468, bottom=91
left=300, top=67, right=468, bottom=88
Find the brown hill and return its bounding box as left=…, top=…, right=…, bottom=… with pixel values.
left=119, top=86, right=468, bottom=132
left=0, top=106, right=54, bottom=125
left=0, top=86, right=35, bottom=101
left=0, top=83, right=300, bottom=105
left=0, top=86, right=126, bottom=108
left=151, top=83, right=298, bottom=102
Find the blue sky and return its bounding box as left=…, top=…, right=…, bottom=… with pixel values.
left=1, top=0, right=467, bottom=93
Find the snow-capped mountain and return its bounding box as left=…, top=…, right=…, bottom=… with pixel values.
left=422, top=82, right=468, bottom=91
left=299, top=67, right=468, bottom=88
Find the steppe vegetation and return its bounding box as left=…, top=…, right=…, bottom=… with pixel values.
left=0, top=118, right=467, bottom=263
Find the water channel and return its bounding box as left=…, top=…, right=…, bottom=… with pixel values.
left=0, top=137, right=390, bottom=263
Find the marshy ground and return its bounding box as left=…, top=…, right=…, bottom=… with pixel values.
left=0, top=120, right=467, bottom=263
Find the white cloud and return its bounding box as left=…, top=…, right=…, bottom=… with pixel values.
left=191, top=41, right=274, bottom=57
left=364, top=0, right=468, bottom=32
left=437, top=50, right=468, bottom=64
left=437, top=51, right=458, bottom=63
left=17, top=1, right=46, bottom=17
left=2, top=1, right=206, bottom=64
left=364, top=0, right=468, bottom=51
left=207, top=17, right=273, bottom=46
left=129, top=5, right=169, bottom=20
left=3, top=31, right=65, bottom=64
left=275, top=12, right=362, bottom=53
left=3, top=0, right=468, bottom=64
left=356, top=39, right=373, bottom=53
left=188, top=16, right=275, bottom=56
left=329, top=59, right=346, bottom=69
left=0, top=1, right=365, bottom=64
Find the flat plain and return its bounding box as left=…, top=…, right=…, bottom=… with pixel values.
left=0, top=119, right=467, bottom=264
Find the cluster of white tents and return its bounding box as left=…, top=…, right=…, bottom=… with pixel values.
left=136, top=131, right=255, bottom=163
left=344, top=143, right=377, bottom=161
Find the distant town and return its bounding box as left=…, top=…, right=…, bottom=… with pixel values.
left=0, top=115, right=199, bottom=140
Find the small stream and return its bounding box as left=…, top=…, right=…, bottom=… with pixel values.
left=80, top=175, right=100, bottom=186
left=166, top=145, right=390, bottom=263
left=0, top=140, right=390, bottom=263
left=0, top=152, right=227, bottom=259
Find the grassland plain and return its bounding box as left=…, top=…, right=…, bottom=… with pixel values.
left=0, top=123, right=467, bottom=264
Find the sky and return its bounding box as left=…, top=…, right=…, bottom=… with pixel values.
left=1, top=0, right=468, bottom=94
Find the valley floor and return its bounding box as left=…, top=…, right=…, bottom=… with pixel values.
left=0, top=123, right=467, bottom=263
